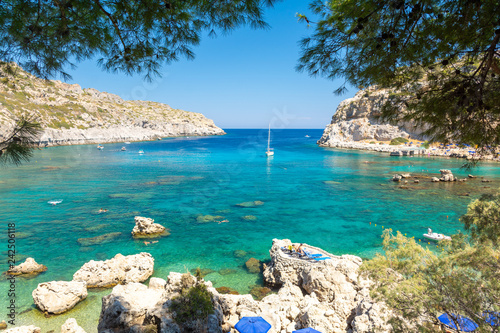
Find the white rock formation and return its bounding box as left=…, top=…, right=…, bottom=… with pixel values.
left=97, top=241, right=390, bottom=333
left=61, top=318, right=87, bottom=333
left=4, top=325, right=41, bottom=333
left=32, top=281, right=87, bottom=314
left=131, top=216, right=166, bottom=237
left=98, top=273, right=223, bottom=333
left=317, top=87, right=427, bottom=148
left=7, top=257, right=47, bottom=276
left=73, top=253, right=154, bottom=288
left=439, top=169, right=456, bottom=182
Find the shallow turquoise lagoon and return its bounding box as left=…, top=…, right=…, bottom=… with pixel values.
left=1, top=129, right=499, bottom=331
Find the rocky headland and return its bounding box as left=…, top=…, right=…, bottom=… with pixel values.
left=0, top=63, right=225, bottom=147
left=317, top=87, right=500, bottom=161
left=317, top=86, right=426, bottom=148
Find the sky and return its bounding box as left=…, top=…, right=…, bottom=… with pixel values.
left=65, top=0, right=357, bottom=129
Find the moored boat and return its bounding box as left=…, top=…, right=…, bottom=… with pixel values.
left=423, top=228, right=451, bottom=241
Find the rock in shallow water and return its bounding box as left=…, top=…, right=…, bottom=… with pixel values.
left=32, top=281, right=87, bottom=314
left=61, top=318, right=86, bottom=333
left=131, top=216, right=168, bottom=238
left=7, top=258, right=47, bottom=276
left=72, top=252, right=154, bottom=288
left=77, top=232, right=122, bottom=246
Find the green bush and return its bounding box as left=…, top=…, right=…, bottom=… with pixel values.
left=170, top=283, right=214, bottom=325
left=389, top=137, right=408, bottom=145
left=421, top=141, right=430, bottom=149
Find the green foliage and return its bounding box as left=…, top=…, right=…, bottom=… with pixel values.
left=298, top=0, right=500, bottom=150
left=0, top=117, right=42, bottom=166
left=361, top=207, right=500, bottom=331
left=462, top=193, right=500, bottom=246
left=170, top=283, right=214, bottom=325
left=1, top=0, right=279, bottom=81
left=389, top=137, right=408, bottom=145
left=421, top=141, right=430, bottom=149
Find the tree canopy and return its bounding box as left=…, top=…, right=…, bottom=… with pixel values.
left=0, top=0, right=278, bottom=81
left=298, top=0, right=500, bottom=149
left=361, top=193, right=500, bottom=332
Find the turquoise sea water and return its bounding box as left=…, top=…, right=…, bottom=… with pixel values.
left=1, top=129, right=500, bottom=332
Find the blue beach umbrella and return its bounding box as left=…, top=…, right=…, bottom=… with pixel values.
left=438, top=313, right=478, bottom=332
left=235, top=317, right=271, bottom=333
left=293, top=328, right=323, bottom=333
left=484, top=312, right=500, bottom=326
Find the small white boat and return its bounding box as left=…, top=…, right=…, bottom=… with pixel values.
left=423, top=228, right=451, bottom=241
left=121, top=147, right=126, bottom=151
left=125, top=142, right=131, bottom=145
left=138, top=150, right=144, bottom=154
left=305, top=135, right=310, bottom=138
left=266, top=124, right=274, bottom=157
left=97, top=144, right=104, bottom=150
left=48, top=200, right=63, bottom=205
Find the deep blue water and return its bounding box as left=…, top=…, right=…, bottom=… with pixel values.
left=1, top=129, right=499, bottom=331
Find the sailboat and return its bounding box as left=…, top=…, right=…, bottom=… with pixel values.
left=266, top=124, right=274, bottom=157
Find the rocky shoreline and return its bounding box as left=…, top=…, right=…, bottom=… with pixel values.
left=0, top=63, right=225, bottom=147
left=317, top=140, right=500, bottom=162
left=5, top=239, right=389, bottom=333
left=317, top=86, right=499, bottom=162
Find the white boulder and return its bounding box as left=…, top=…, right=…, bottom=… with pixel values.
left=32, top=281, right=87, bottom=314
left=61, top=318, right=86, bottom=333
left=73, top=252, right=154, bottom=288
left=7, top=258, right=47, bottom=276
left=131, top=216, right=167, bottom=237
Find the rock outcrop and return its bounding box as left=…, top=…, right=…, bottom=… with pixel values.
left=131, top=216, right=167, bottom=238
left=6, top=257, right=47, bottom=276
left=317, top=87, right=427, bottom=148
left=98, top=273, right=223, bottom=333
left=97, top=241, right=390, bottom=333
left=32, top=281, right=87, bottom=314
left=0, top=63, right=225, bottom=147
left=4, top=325, right=40, bottom=333
left=61, top=318, right=87, bottom=333
left=439, top=169, right=456, bottom=182
left=73, top=253, right=154, bottom=288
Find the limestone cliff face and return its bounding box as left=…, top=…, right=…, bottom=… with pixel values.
left=317, top=87, right=427, bottom=147
left=0, top=64, right=225, bottom=146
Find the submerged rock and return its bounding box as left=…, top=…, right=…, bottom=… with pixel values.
left=233, top=250, right=247, bottom=258
left=196, top=215, right=224, bottom=223
left=32, top=281, right=87, bottom=314
left=245, top=258, right=261, bottom=274
left=73, top=252, right=154, bottom=288
left=77, top=232, right=122, bottom=246
left=216, top=286, right=240, bottom=295
left=131, top=216, right=168, bottom=238
left=218, top=268, right=237, bottom=276
left=241, top=215, right=257, bottom=221
left=235, top=201, right=264, bottom=208
left=190, top=268, right=215, bottom=278
left=249, top=286, right=272, bottom=300
left=7, top=258, right=47, bottom=276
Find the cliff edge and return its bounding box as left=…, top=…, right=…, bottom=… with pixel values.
left=0, top=63, right=225, bottom=146
left=317, top=87, right=427, bottom=148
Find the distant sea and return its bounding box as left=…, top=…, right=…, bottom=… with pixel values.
left=1, top=129, right=499, bottom=332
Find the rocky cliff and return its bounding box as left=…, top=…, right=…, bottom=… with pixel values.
left=0, top=63, right=225, bottom=146
left=317, top=87, right=427, bottom=148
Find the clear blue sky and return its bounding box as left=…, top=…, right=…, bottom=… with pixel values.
left=66, top=0, right=357, bottom=129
